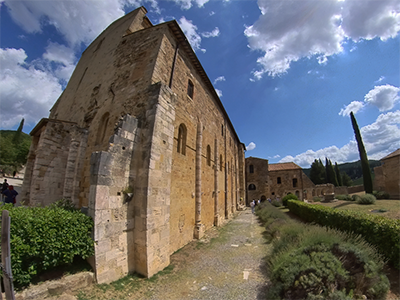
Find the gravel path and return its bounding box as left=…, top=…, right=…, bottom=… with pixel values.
left=74, top=209, right=271, bottom=300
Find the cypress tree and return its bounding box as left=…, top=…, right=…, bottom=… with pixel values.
left=325, top=158, right=331, bottom=184
left=330, top=160, right=339, bottom=186
left=310, top=159, right=325, bottom=184
left=13, top=118, right=24, bottom=144
left=350, top=112, right=373, bottom=193
left=335, top=162, right=343, bottom=186
left=319, top=159, right=326, bottom=183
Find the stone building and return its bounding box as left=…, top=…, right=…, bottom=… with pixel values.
left=245, top=157, right=331, bottom=201
left=245, top=157, right=269, bottom=204
left=374, top=149, right=400, bottom=199
left=22, top=7, right=246, bottom=284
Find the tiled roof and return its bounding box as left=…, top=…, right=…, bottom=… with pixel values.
left=381, top=148, right=400, bottom=160
left=268, top=162, right=301, bottom=171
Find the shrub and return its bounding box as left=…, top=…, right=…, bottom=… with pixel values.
left=49, top=198, right=77, bottom=212
left=373, top=191, right=390, bottom=200
left=351, top=194, right=360, bottom=202
left=287, top=200, right=400, bottom=268
left=271, top=200, right=282, bottom=207
left=282, top=194, right=298, bottom=207
left=312, top=196, right=322, bottom=202
left=0, top=204, right=95, bottom=288
left=335, top=194, right=352, bottom=201
left=356, top=193, right=376, bottom=205
left=267, top=225, right=389, bottom=300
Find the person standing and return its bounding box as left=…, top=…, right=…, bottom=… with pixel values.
left=1, top=179, right=9, bottom=203
left=250, top=199, right=255, bottom=214
left=2, top=185, right=18, bottom=205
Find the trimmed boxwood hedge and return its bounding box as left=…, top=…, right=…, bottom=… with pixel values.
left=0, top=204, right=94, bottom=288
left=287, top=200, right=400, bottom=268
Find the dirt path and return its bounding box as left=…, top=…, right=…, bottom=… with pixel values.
left=75, top=209, right=271, bottom=300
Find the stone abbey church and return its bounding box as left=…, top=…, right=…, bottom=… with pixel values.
left=21, top=7, right=246, bottom=283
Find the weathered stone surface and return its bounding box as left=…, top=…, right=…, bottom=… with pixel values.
left=22, top=6, right=246, bottom=285
left=14, top=272, right=94, bottom=300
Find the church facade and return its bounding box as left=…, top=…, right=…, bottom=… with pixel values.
left=22, top=7, right=246, bottom=283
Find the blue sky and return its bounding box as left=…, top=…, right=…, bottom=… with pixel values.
left=1, top=0, right=399, bottom=168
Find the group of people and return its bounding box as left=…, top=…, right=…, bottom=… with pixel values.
left=1, top=179, right=18, bottom=205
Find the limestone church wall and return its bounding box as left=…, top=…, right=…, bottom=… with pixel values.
left=22, top=7, right=246, bottom=284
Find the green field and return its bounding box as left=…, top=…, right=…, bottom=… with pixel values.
left=318, top=200, right=400, bottom=219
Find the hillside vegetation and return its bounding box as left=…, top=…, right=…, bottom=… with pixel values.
left=303, top=160, right=381, bottom=186
left=0, top=129, right=32, bottom=174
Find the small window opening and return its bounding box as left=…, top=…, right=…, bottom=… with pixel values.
left=187, top=80, right=194, bottom=99
left=277, top=177, right=281, bottom=184
left=221, top=124, right=224, bottom=136
left=220, top=154, right=223, bottom=171
left=249, top=165, right=254, bottom=173
left=207, top=145, right=211, bottom=166
left=293, top=178, right=298, bottom=188
left=177, top=123, right=187, bottom=155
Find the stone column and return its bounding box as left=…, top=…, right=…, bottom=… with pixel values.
left=63, top=138, right=80, bottom=201
left=214, top=138, right=220, bottom=226
left=194, top=121, right=204, bottom=239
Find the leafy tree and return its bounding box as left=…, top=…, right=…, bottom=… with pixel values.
left=350, top=112, right=373, bottom=193
left=0, top=129, right=31, bottom=174
left=341, top=172, right=353, bottom=186
left=335, top=162, right=343, bottom=186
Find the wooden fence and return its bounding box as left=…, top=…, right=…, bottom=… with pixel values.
left=0, top=210, right=15, bottom=299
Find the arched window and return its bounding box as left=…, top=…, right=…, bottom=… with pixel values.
left=177, top=123, right=187, bottom=155
left=96, top=112, right=110, bottom=145
left=248, top=184, right=256, bottom=190
left=249, top=165, right=254, bottom=173
left=187, top=79, right=194, bottom=99
left=220, top=154, right=223, bottom=171
left=207, top=145, right=211, bottom=166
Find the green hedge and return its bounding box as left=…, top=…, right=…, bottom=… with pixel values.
left=0, top=204, right=94, bottom=288
left=282, top=194, right=298, bottom=207
left=287, top=200, right=400, bottom=268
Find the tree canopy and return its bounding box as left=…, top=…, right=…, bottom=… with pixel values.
left=0, top=126, right=31, bottom=174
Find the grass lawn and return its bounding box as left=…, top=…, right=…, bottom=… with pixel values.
left=317, top=199, right=400, bottom=219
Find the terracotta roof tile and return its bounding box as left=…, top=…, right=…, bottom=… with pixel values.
left=381, top=148, right=400, bottom=160
left=268, top=162, right=301, bottom=171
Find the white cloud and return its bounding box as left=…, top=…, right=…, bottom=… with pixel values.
left=215, top=89, right=223, bottom=97
left=169, top=0, right=210, bottom=10
left=202, top=27, right=220, bottom=38
left=279, top=110, right=400, bottom=167
left=339, top=101, right=365, bottom=116
left=375, top=76, right=385, bottom=83
left=0, top=48, right=63, bottom=129
left=213, top=76, right=225, bottom=85
left=246, top=0, right=400, bottom=78
left=178, top=17, right=204, bottom=52
left=3, top=0, right=126, bottom=47
left=341, top=0, right=400, bottom=42
left=246, top=142, right=256, bottom=151
left=364, top=84, right=400, bottom=111
left=340, top=84, right=400, bottom=117
left=42, top=42, right=77, bottom=81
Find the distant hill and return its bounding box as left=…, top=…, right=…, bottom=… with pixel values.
left=303, top=160, right=381, bottom=185
left=0, top=130, right=31, bottom=141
